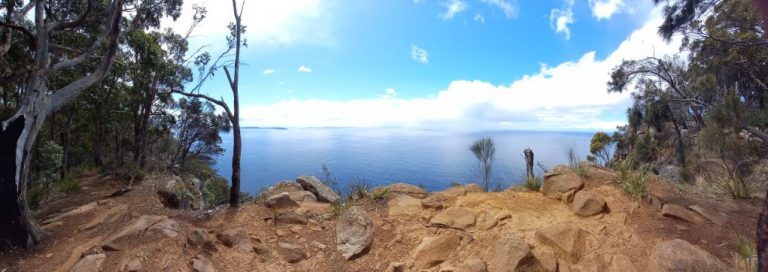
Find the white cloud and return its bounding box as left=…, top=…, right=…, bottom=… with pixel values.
left=298, top=65, right=312, bottom=73
left=238, top=7, right=681, bottom=131
left=480, top=0, right=518, bottom=19
left=161, top=0, right=334, bottom=48
left=474, top=14, right=486, bottom=23
left=550, top=0, right=575, bottom=40
left=441, top=0, right=468, bottom=20
left=410, top=45, right=429, bottom=64
left=589, top=0, right=624, bottom=20
left=263, top=69, right=275, bottom=75
left=380, top=88, right=398, bottom=98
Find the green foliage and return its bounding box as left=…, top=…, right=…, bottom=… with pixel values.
left=523, top=175, right=542, bottom=191
left=58, top=174, right=80, bottom=193
left=346, top=177, right=370, bottom=201
left=564, top=144, right=589, bottom=178
left=202, top=177, right=230, bottom=208
left=39, top=141, right=63, bottom=185
left=589, top=132, right=613, bottom=166
left=733, top=233, right=755, bottom=272
left=174, top=187, right=195, bottom=203
left=470, top=137, right=496, bottom=191
left=174, top=98, right=230, bottom=167
left=630, top=134, right=657, bottom=163
left=614, top=159, right=649, bottom=200
left=372, top=188, right=390, bottom=200
left=717, top=173, right=755, bottom=199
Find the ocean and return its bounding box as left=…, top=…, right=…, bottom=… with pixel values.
left=213, top=128, right=594, bottom=194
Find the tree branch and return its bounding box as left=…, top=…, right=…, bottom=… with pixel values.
left=170, top=89, right=234, bottom=122
left=49, top=0, right=94, bottom=33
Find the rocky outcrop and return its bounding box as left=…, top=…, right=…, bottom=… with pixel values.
left=421, top=184, right=482, bottom=209
left=412, top=234, right=463, bottom=269
left=336, top=206, right=374, bottom=260
left=102, top=215, right=178, bottom=251
left=476, top=209, right=511, bottom=231
left=535, top=224, right=587, bottom=262
left=571, top=190, right=607, bottom=216
left=541, top=166, right=584, bottom=200
left=265, top=191, right=317, bottom=209
left=485, top=235, right=543, bottom=272
left=661, top=204, right=704, bottom=224
left=262, top=180, right=304, bottom=198
left=388, top=194, right=423, bottom=217
left=296, top=176, right=340, bottom=203
left=429, top=207, right=476, bottom=229
left=70, top=253, right=105, bottom=272
left=648, top=239, right=725, bottom=271
left=276, top=242, right=307, bottom=263
left=646, top=175, right=683, bottom=209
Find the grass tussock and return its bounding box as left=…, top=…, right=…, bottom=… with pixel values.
left=346, top=177, right=371, bottom=201
left=732, top=233, right=756, bottom=272
left=613, top=159, right=649, bottom=200
left=523, top=175, right=542, bottom=191
left=717, top=174, right=756, bottom=199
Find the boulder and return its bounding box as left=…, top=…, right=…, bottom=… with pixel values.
left=276, top=242, right=307, bottom=263
left=336, top=206, right=374, bottom=259
left=188, top=228, right=209, bottom=247
left=541, top=166, right=584, bottom=200
left=102, top=215, right=178, bottom=251
left=265, top=191, right=317, bottom=209
left=485, top=235, right=543, bottom=272
left=412, top=234, right=463, bottom=269
left=689, top=205, right=727, bottom=226
left=429, top=207, right=476, bottom=229
left=388, top=194, right=422, bottom=217
left=535, top=225, right=587, bottom=261
left=646, top=175, right=683, bottom=209
left=382, top=183, right=428, bottom=199
left=648, top=239, right=725, bottom=271
left=70, top=253, right=106, bottom=272
left=661, top=204, right=704, bottom=224
left=276, top=212, right=308, bottom=225
left=606, top=254, right=636, bottom=272
left=217, top=228, right=254, bottom=253
left=421, top=184, right=482, bottom=209
left=476, top=210, right=499, bottom=230
left=191, top=254, right=216, bottom=272
left=261, top=180, right=304, bottom=198
left=578, top=161, right=618, bottom=183
left=461, top=257, right=488, bottom=272
left=571, top=191, right=607, bottom=216
left=296, top=176, right=340, bottom=203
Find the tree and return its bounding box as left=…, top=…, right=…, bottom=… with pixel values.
left=173, top=98, right=230, bottom=167
left=589, top=132, right=614, bottom=166
left=470, top=138, right=495, bottom=191
left=172, top=0, right=245, bottom=207
left=0, top=0, right=181, bottom=248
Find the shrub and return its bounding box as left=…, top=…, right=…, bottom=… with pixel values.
left=372, top=188, right=390, bottom=200
left=202, top=177, right=230, bottom=207
left=621, top=171, right=648, bottom=200
left=470, top=137, right=496, bottom=191
left=523, top=175, right=542, bottom=191
left=346, top=177, right=370, bottom=201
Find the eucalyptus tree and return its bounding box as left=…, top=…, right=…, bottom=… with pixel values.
left=0, top=0, right=182, bottom=248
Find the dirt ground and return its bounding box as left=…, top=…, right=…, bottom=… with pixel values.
left=0, top=168, right=761, bottom=271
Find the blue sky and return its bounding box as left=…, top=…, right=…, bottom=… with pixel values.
left=163, top=0, right=680, bottom=131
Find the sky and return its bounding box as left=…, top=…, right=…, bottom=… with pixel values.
left=161, top=0, right=681, bottom=132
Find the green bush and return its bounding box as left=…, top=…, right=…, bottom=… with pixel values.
left=372, top=188, right=390, bottom=200
left=58, top=174, right=80, bottom=193
left=202, top=176, right=230, bottom=207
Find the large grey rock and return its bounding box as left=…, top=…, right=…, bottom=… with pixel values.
left=541, top=165, right=584, bottom=200
left=485, top=235, right=544, bottom=272
left=262, top=180, right=304, bottom=198
left=102, top=215, right=178, bottom=251
left=535, top=224, right=587, bottom=262
left=661, top=204, right=704, bottom=224
left=265, top=191, right=317, bottom=209
left=429, top=207, right=476, bottom=229
left=648, top=239, right=725, bottom=271
left=70, top=253, right=106, bottom=272
left=296, top=176, right=340, bottom=203
left=412, top=234, right=463, bottom=269
left=336, top=206, right=374, bottom=259
left=571, top=190, right=607, bottom=216
left=276, top=242, right=307, bottom=263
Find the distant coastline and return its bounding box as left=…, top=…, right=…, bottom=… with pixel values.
left=241, top=126, right=288, bottom=130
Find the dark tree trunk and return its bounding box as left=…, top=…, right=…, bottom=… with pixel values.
left=228, top=0, right=242, bottom=207
left=759, top=189, right=768, bottom=271
left=60, top=109, right=73, bottom=179
left=524, top=148, right=534, bottom=180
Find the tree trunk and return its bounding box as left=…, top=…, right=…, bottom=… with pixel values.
left=759, top=189, right=768, bottom=271
left=228, top=0, right=242, bottom=207
left=0, top=88, right=53, bottom=249
left=524, top=148, right=534, bottom=180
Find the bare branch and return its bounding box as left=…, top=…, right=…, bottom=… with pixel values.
left=170, top=89, right=234, bottom=122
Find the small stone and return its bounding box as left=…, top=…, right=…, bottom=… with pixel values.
left=188, top=228, right=209, bottom=247
left=276, top=212, right=308, bottom=225
left=70, top=253, right=106, bottom=272
left=571, top=190, right=607, bottom=216
left=311, top=241, right=327, bottom=249
left=276, top=242, right=307, bottom=263
left=688, top=205, right=727, bottom=226
left=191, top=254, right=215, bottom=272
left=335, top=206, right=374, bottom=260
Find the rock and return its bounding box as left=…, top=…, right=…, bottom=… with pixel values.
left=412, top=234, right=463, bottom=269
left=188, top=228, right=209, bottom=247
left=262, top=180, right=304, bottom=198
left=578, top=161, right=618, bottom=183
left=388, top=194, right=423, bottom=217
left=661, top=204, right=704, bottom=224
left=439, top=264, right=459, bottom=272
left=535, top=224, right=588, bottom=261
left=79, top=204, right=128, bottom=231
left=571, top=190, right=607, bottom=216
left=659, top=165, right=682, bottom=183
left=70, top=253, right=106, bottom=272
left=461, top=257, right=488, bottom=272
left=606, top=254, right=636, bottom=272
left=561, top=189, right=577, bottom=204
left=297, top=201, right=332, bottom=215
left=335, top=206, right=374, bottom=259
left=102, top=215, right=178, bottom=251
left=421, top=184, right=482, bottom=209
left=535, top=250, right=558, bottom=272
left=476, top=210, right=499, bottom=230
left=265, top=191, right=317, bottom=209
left=44, top=201, right=99, bottom=224
left=276, top=212, right=308, bottom=225
left=276, top=242, right=307, bottom=263
left=217, top=228, right=253, bottom=253
left=647, top=175, right=684, bottom=209
left=648, top=239, right=725, bottom=271
left=541, top=165, right=584, bottom=200
left=689, top=205, right=727, bottom=226
left=311, top=241, right=327, bottom=250
left=296, top=176, right=340, bottom=203
left=191, top=254, right=216, bottom=272
left=382, top=183, right=428, bottom=199
left=122, top=258, right=142, bottom=272
left=485, top=235, right=543, bottom=272
left=429, top=207, right=476, bottom=229
left=385, top=262, right=405, bottom=272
